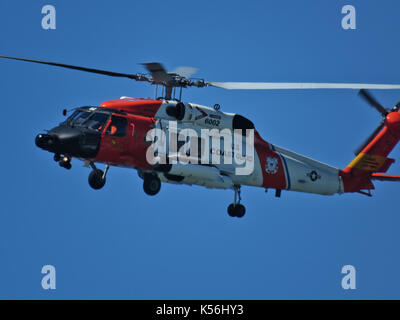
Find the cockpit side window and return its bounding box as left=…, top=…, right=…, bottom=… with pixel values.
left=83, top=112, right=110, bottom=131
left=106, top=115, right=127, bottom=137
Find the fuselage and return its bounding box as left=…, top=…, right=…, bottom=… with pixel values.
left=36, top=97, right=345, bottom=196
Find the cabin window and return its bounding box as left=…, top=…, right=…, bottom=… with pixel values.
left=106, top=115, right=127, bottom=137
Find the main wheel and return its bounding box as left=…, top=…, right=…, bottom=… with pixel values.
left=88, top=169, right=106, bottom=190
left=227, top=203, right=246, bottom=218
left=143, top=174, right=161, bottom=196
left=227, top=204, right=236, bottom=217
left=235, top=204, right=246, bottom=218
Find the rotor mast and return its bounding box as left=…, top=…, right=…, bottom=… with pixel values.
left=165, top=85, right=173, bottom=100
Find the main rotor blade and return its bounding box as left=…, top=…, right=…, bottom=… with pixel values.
left=141, top=62, right=172, bottom=83
left=172, top=66, right=198, bottom=79
left=209, top=82, right=400, bottom=90
left=358, top=89, right=388, bottom=116
left=354, top=121, right=385, bottom=155
left=0, top=55, right=146, bottom=81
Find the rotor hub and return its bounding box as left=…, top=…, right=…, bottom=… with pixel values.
left=385, top=111, right=400, bottom=133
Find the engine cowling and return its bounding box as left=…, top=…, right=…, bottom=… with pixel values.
left=159, top=101, right=254, bottom=133
left=166, top=102, right=185, bottom=120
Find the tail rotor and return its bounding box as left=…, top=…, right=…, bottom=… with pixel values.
left=354, top=90, right=400, bottom=155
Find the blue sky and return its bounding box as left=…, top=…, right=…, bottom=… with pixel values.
left=1, top=0, right=400, bottom=299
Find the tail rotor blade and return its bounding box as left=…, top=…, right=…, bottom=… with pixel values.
left=354, top=121, right=385, bottom=155
left=358, top=89, right=388, bottom=117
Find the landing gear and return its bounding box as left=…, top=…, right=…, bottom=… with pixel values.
left=227, top=185, right=246, bottom=218
left=143, top=173, right=161, bottom=196
left=88, top=164, right=109, bottom=190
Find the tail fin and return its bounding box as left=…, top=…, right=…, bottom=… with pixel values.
left=344, top=125, right=397, bottom=174
left=340, top=110, right=400, bottom=193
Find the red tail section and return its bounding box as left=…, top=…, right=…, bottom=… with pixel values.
left=340, top=111, right=400, bottom=194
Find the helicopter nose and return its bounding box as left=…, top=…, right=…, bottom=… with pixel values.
left=35, top=126, right=80, bottom=154
left=35, top=133, right=57, bottom=150
left=35, top=126, right=101, bottom=158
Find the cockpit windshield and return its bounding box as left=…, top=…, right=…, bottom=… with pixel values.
left=69, top=110, right=91, bottom=125
left=64, top=108, right=110, bottom=131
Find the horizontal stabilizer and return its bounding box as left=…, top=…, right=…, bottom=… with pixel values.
left=371, top=174, right=400, bottom=182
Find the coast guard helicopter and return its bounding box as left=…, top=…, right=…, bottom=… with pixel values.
left=1, top=55, right=400, bottom=218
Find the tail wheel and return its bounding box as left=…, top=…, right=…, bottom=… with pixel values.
left=88, top=169, right=106, bottom=190
left=143, top=174, right=161, bottom=196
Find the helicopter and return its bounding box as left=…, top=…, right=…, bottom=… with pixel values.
left=1, top=55, right=400, bottom=218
